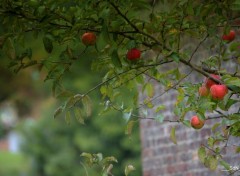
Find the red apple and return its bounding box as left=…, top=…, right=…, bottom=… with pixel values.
left=210, top=84, right=228, bottom=100
left=127, top=48, right=141, bottom=60
left=205, top=74, right=221, bottom=89
left=190, top=116, right=204, bottom=129
left=222, top=30, right=235, bottom=42
left=81, top=32, right=96, bottom=46
left=199, top=85, right=209, bottom=96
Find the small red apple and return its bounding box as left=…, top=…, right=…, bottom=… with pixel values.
left=127, top=48, right=141, bottom=60
left=190, top=115, right=204, bottom=129
left=81, top=32, right=96, bottom=46
left=205, top=74, right=221, bottom=89
left=222, top=30, right=235, bottom=42
left=199, top=85, right=209, bottom=97
left=210, top=84, right=228, bottom=100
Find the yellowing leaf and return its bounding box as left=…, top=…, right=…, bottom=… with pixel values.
left=176, top=88, right=184, bottom=105
left=198, top=146, right=206, bottom=163
left=125, top=120, right=135, bottom=136
left=125, top=165, right=135, bottom=176
left=53, top=106, right=63, bottom=119
left=155, top=105, right=166, bottom=113
left=146, top=83, right=154, bottom=98
left=74, top=108, right=84, bottom=124
left=65, top=111, right=71, bottom=125
left=102, top=156, right=118, bottom=164
left=82, top=95, right=92, bottom=117
left=65, top=96, right=76, bottom=109
left=170, top=126, right=177, bottom=144
left=208, top=156, right=218, bottom=170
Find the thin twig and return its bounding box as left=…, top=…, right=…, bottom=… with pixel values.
left=137, top=69, right=193, bottom=110
left=110, top=103, right=179, bottom=123
left=109, top=1, right=163, bottom=47
left=188, top=34, right=209, bottom=63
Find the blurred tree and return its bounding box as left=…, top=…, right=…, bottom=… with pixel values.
left=0, top=151, right=29, bottom=176
left=18, top=51, right=141, bottom=176
left=19, top=111, right=141, bottom=176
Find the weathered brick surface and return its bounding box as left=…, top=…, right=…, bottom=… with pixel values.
left=140, top=42, right=240, bottom=175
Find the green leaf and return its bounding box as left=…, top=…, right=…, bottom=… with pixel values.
left=182, top=120, right=191, bottom=127
left=170, top=126, right=177, bottom=144
left=219, top=160, right=231, bottom=171
left=100, top=85, right=107, bottom=97
left=80, top=152, right=93, bottom=165
left=80, top=152, right=92, bottom=159
left=208, top=137, right=214, bottom=148
left=231, top=0, right=240, bottom=10
left=204, top=156, right=210, bottom=168
left=43, top=36, right=53, bottom=53
left=111, top=49, right=122, bottom=68
left=65, top=111, right=71, bottom=125
left=225, top=99, right=238, bottom=110
left=123, top=111, right=132, bottom=122
left=125, top=165, right=135, bottom=176
left=228, top=113, right=240, bottom=120
left=134, top=0, right=151, bottom=10
left=146, top=83, right=154, bottom=98
left=229, top=121, right=240, bottom=136
left=102, top=156, right=118, bottom=164
left=53, top=106, right=63, bottom=118
left=135, top=74, right=144, bottom=84
left=170, top=52, right=180, bottom=63
left=0, top=35, right=7, bottom=48
left=143, top=99, right=154, bottom=109
left=197, top=112, right=206, bottom=120
left=96, top=153, right=103, bottom=162
left=155, top=105, right=166, bottom=113
left=208, top=156, right=218, bottom=170
left=4, top=38, right=16, bottom=59
left=74, top=108, right=84, bottom=124
left=224, top=76, right=240, bottom=87
left=155, top=114, right=165, bottom=123
left=101, top=23, right=109, bottom=42
left=82, top=95, right=92, bottom=117
left=176, top=88, right=184, bottom=105
left=125, top=120, right=135, bottom=136
left=65, top=96, right=76, bottom=109
left=211, top=123, right=220, bottom=132
left=198, top=146, right=206, bottom=163
left=186, top=3, right=194, bottom=15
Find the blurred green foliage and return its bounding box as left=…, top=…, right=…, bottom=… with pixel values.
left=0, top=151, right=29, bottom=176
left=16, top=49, right=141, bottom=176
left=0, top=21, right=141, bottom=175
left=19, top=110, right=141, bottom=176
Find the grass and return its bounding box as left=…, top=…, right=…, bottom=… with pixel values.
left=0, top=151, right=29, bottom=176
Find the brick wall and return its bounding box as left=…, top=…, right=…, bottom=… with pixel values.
left=139, top=45, right=240, bottom=175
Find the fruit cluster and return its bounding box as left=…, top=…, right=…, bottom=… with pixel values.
left=199, top=74, right=228, bottom=100
left=190, top=74, right=228, bottom=129
left=191, top=74, right=228, bottom=130
left=191, top=30, right=236, bottom=130
left=81, top=32, right=142, bottom=62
